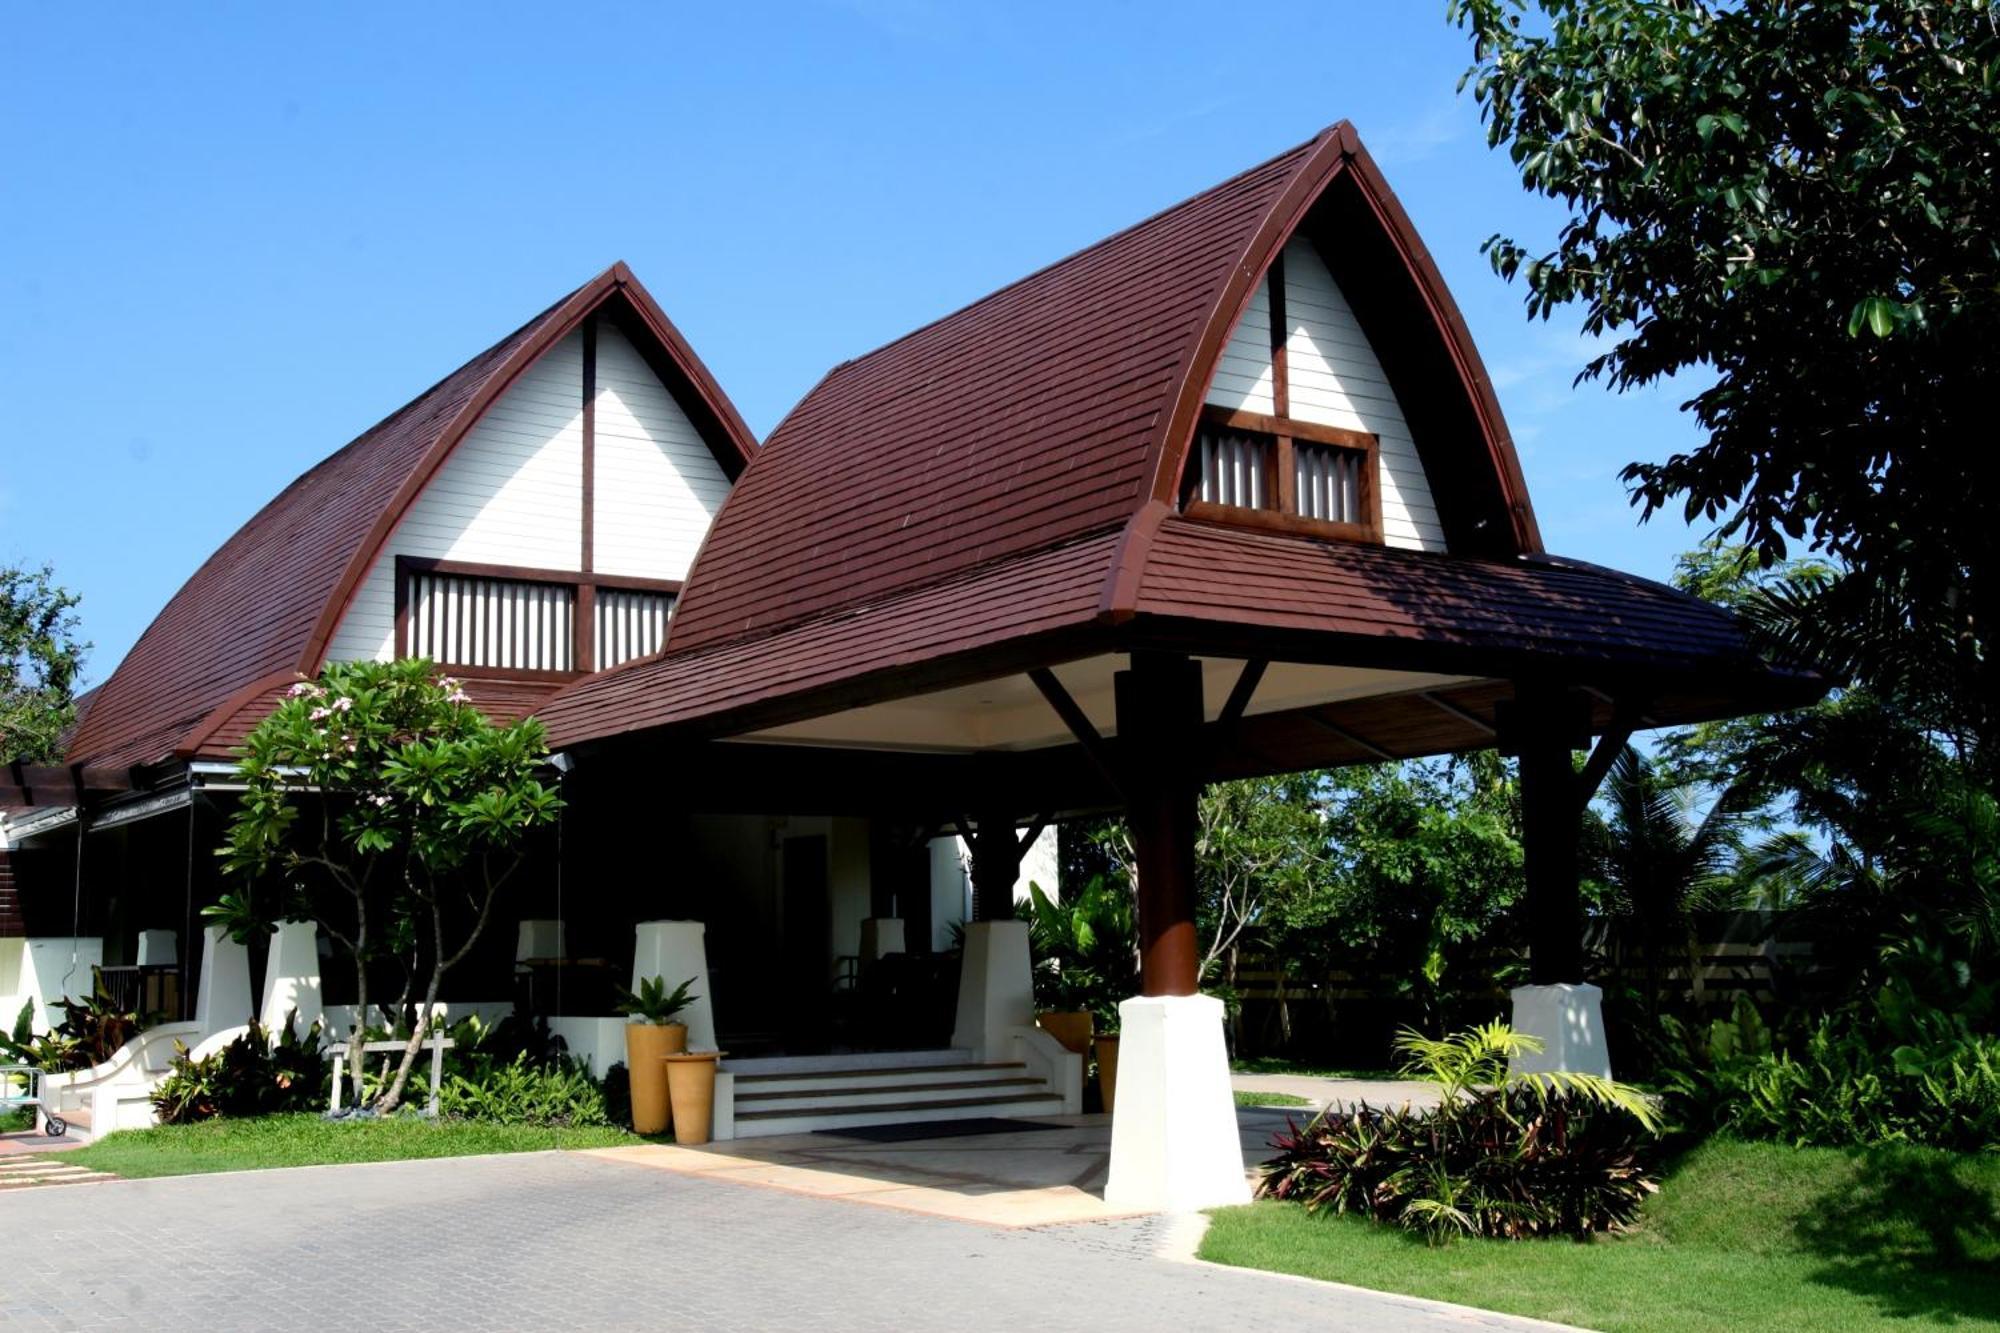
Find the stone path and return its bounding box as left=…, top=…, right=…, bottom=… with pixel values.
left=1230, top=1073, right=1443, bottom=1111
left=0, top=1149, right=1571, bottom=1331
left=0, top=1154, right=113, bottom=1191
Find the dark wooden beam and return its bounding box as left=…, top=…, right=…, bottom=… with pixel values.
left=1027, top=667, right=1125, bottom=799
left=1574, top=702, right=1645, bottom=810
left=1216, top=659, right=1268, bottom=730
left=1583, top=684, right=1661, bottom=731
left=1301, top=711, right=1395, bottom=762
left=1419, top=690, right=1497, bottom=736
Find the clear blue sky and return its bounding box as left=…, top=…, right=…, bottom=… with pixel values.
left=1, top=2, right=1715, bottom=688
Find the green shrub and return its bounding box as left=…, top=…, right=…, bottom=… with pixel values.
left=0, top=984, right=141, bottom=1073
left=439, top=1052, right=608, bottom=1127
left=152, top=1014, right=327, bottom=1124
left=602, top=1062, right=632, bottom=1130
left=1716, top=1015, right=2000, bottom=1151
left=1256, top=1022, right=1662, bottom=1242
left=1655, top=942, right=2000, bottom=1152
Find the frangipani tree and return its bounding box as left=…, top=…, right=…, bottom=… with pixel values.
left=217, top=658, right=561, bottom=1113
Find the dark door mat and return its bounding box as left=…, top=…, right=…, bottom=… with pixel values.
left=818, top=1117, right=1063, bottom=1143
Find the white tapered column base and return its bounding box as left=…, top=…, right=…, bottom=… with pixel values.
left=1104, top=993, right=1250, bottom=1212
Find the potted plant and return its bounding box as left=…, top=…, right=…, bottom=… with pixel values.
left=615, top=975, right=698, bottom=1135
left=664, top=1048, right=726, bottom=1145
left=1093, top=1025, right=1119, bottom=1114
left=1022, top=878, right=1135, bottom=1110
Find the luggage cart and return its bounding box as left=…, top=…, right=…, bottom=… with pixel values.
left=0, top=1062, right=66, bottom=1137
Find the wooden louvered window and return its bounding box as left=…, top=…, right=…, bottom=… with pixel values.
left=594, top=587, right=675, bottom=669
left=396, top=557, right=681, bottom=679
left=1194, top=424, right=1277, bottom=510
left=406, top=570, right=575, bottom=672
left=1184, top=405, right=1381, bottom=542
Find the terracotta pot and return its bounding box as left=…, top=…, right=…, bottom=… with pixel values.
left=624, top=1022, right=688, bottom=1135
left=1094, top=1034, right=1120, bottom=1114
left=665, top=1051, right=724, bottom=1145
left=1036, top=1010, right=1094, bottom=1057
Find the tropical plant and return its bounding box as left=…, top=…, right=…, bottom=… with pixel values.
left=1020, top=876, right=1136, bottom=1027
left=1309, top=756, right=1525, bottom=1033
left=613, top=975, right=699, bottom=1027
left=1656, top=932, right=2000, bottom=1150
left=44, top=983, right=138, bottom=1071
left=438, top=1052, right=608, bottom=1127
left=1590, top=746, right=1749, bottom=1017
left=1257, top=1022, right=1661, bottom=1242
left=218, top=657, right=562, bottom=1114
left=0, top=998, right=77, bottom=1072
left=0, top=561, right=88, bottom=765
left=151, top=1013, right=326, bottom=1124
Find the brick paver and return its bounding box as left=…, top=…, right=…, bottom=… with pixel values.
left=0, top=1151, right=1562, bottom=1331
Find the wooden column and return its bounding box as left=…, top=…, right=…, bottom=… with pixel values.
left=1509, top=682, right=1587, bottom=985
left=967, top=809, right=1021, bottom=923
left=1115, top=651, right=1204, bottom=997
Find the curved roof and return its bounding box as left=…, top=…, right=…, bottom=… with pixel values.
left=536, top=125, right=1813, bottom=758
left=68, top=263, right=756, bottom=771
left=662, top=122, right=1538, bottom=657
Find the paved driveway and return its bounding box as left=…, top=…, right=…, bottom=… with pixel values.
left=0, top=1150, right=1561, bottom=1331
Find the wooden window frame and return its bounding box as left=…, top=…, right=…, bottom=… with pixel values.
left=394, top=555, right=682, bottom=682
left=1185, top=406, right=1382, bottom=543
left=1182, top=251, right=1385, bottom=544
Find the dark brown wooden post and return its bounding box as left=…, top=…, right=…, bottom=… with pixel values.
left=967, top=809, right=1021, bottom=923
left=1115, top=651, right=1204, bottom=997
left=1509, top=682, right=1588, bottom=985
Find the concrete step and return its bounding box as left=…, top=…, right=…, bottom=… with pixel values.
left=724, top=1049, right=976, bottom=1078
left=732, top=1091, right=1066, bottom=1137
left=737, top=1076, right=1048, bottom=1110
left=734, top=1062, right=1028, bottom=1095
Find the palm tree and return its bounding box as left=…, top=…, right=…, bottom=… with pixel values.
left=1593, top=746, right=1748, bottom=1017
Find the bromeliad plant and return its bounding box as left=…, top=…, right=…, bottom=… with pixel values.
left=216, top=658, right=562, bottom=1116
left=613, top=976, right=699, bottom=1027
left=1258, top=1021, right=1662, bottom=1242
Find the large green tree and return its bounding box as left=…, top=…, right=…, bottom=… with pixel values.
left=0, top=563, right=87, bottom=764
left=219, top=658, right=561, bottom=1112
left=1451, top=0, right=2000, bottom=756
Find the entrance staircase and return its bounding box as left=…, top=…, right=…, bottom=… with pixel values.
left=727, top=1049, right=1067, bottom=1138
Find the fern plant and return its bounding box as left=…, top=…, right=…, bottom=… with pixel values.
left=1394, top=1021, right=1663, bottom=1133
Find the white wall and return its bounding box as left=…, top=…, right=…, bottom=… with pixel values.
left=927, top=824, right=1061, bottom=950
left=1203, top=237, right=1446, bottom=552
left=326, top=322, right=731, bottom=665
left=329, top=333, right=586, bottom=662
left=592, top=324, right=731, bottom=581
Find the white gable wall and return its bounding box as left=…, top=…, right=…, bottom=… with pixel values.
left=1202, top=237, right=1446, bottom=553
left=327, top=323, right=727, bottom=665
left=1206, top=275, right=1276, bottom=415
left=592, top=324, right=731, bottom=580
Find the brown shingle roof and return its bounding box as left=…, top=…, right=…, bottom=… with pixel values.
left=663, top=123, right=1538, bottom=659
left=1131, top=519, right=1768, bottom=674
left=539, top=124, right=1810, bottom=754
left=68, top=264, right=755, bottom=771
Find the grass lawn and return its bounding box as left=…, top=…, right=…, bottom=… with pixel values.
left=1231, top=1056, right=1403, bottom=1082
left=1234, top=1090, right=1314, bottom=1108
left=1201, top=1138, right=2000, bottom=1331
left=66, top=1114, right=642, bottom=1179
